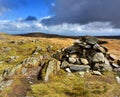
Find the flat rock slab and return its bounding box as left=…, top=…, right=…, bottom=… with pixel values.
left=70, top=65, right=90, bottom=72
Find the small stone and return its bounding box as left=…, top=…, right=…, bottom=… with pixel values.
left=80, top=58, right=89, bottom=65
left=115, top=76, right=120, bottom=84
left=21, top=67, right=28, bottom=74
left=92, top=71, right=102, bottom=76
left=109, top=54, right=116, bottom=60
left=93, top=53, right=105, bottom=63
left=111, top=63, right=119, bottom=68
left=0, top=61, right=3, bottom=64
left=74, top=39, right=82, bottom=44
left=68, top=57, right=76, bottom=64
left=61, top=61, right=72, bottom=69
left=65, top=68, right=71, bottom=73
left=98, top=47, right=106, bottom=53
left=93, top=43, right=100, bottom=49
left=85, top=35, right=98, bottom=45
left=70, top=65, right=90, bottom=72
left=70, top=54, right=77, bottom=58
left=79, top=71, right=85, bottom=77
left=76, top=58, right=81, bottom=64
left=5, top=80, right=14, bottom=87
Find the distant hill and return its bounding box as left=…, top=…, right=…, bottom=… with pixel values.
left=14, top=32, right=120, bottom=39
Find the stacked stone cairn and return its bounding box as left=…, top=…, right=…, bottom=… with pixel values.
left=54, top=36, right=120, bottom=76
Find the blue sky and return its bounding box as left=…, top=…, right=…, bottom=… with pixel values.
left=0, top=0, right=53, bottom=20
left=0, top=0, right=120, bottom=36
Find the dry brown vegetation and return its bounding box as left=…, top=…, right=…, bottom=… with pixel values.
left=0, top=33, right=120, bottom=97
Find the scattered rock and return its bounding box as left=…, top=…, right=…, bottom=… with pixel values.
left=79, top=71, right=85, bottom=77
left=92, top=71, right=102, bottom=76
left=115, top=76, right=120, bottom=84
left=65, top=68, right=71, bottom=73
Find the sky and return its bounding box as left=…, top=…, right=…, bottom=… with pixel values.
left=0, top=0, right=120, bottom=36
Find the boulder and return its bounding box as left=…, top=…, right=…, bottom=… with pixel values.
left=104, top=58, right=112, bottom=71
left=44, top=59, right=61, bottom=82
left=93, top=53, right=105, bottom=63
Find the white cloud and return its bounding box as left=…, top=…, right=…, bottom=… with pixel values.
left=0, top=18, right=120, bottom=36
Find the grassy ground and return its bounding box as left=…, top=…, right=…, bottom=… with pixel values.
left=0, top=33, right=120, bottom=97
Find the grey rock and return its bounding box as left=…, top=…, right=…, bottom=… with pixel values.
left=0, top=81, right=6, bottom=90
left=64, top=46, right=79, bottom=54
left=109, top=54, right=116, bottom=60
left=115, top=76, right=120, bottom=84
left=5, top=80, right=14, bottom=87
left=74, top=39, right=82, bottom=44
left=0, top=76, right=3, bottom=82
left=111, top=63, right=119, bottom=68
left=61, top=61, right=72, bottom=69
left=104, top=58, right=112, bottom=71
left=70, top=65, right=90, bottom=72
left=21, top=67, right=28, bottom=74
left=0, top=61, right=3, bottom=64
left=79, top=71, right=85, bottom=77
left=56, top=61, right=61, bottom=72
left=93, top=43, right=100, bottom=49
left=85, top=35, right=98, bottom=45
left=70, top=54, right=77, bottom=58
left=80, top=58, right=89, bottom=65
left=68, top=57, right=76, bottom=64
left=8, top=68, right=16, bottom=78
left=98, top=47, right=106, bottom=53
left=93, top=53, right=105, bottom=63
left=92, top=71, right=102, bottom=76
left=2, top=68, right=11, bottom=79
left=44, top=60, right=55, bottom=82
left=0, top=80, right=14, bottom=91
left=76, top=58, right=81, bottom=64
left=65, top=68, right=71, bottom=73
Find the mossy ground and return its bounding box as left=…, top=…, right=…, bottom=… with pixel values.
left=0, top=33, right=120, bottom=97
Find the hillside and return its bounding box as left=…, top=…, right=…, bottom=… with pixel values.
left=0, top=33, right=120, bottom=97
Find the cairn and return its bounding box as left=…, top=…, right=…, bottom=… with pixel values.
left=54, top=36, right=120, bottom=75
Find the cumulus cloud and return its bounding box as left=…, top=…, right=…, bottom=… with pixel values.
left=0, top=18, right=120, bottom=36
left=42, top=0, right=120, bottom=27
